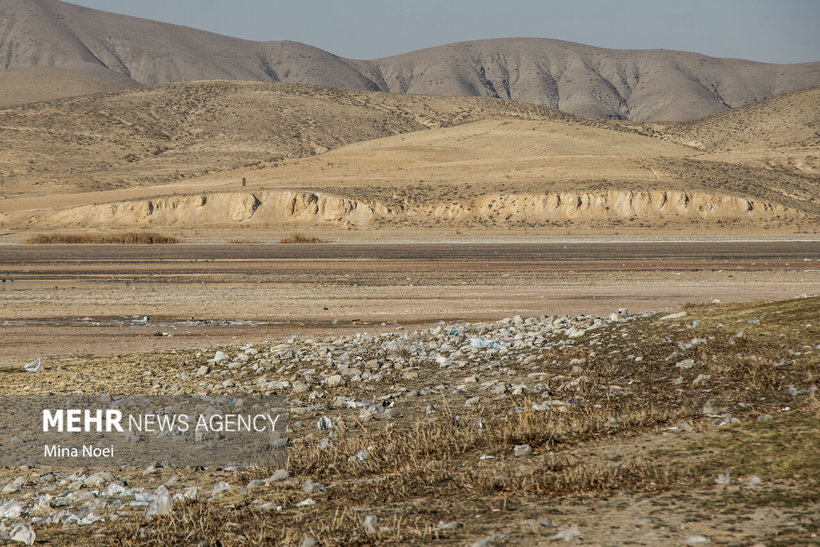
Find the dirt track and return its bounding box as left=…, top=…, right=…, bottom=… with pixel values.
left=1, top=240, right=818, bottom=364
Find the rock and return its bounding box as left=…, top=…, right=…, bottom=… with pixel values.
left=292, top=381, right=309, bottom=394
left=675, top=358, right=695, bottom=369
left=514, top=444, right=533, bottom=457
left=464, top=396, right=481, bottom=406
left=246, top=479, right=267, bottom=488
left=316, top=416, right=333, bottom=430
left=552, top=526, right=582, bottom=541
left=472, top=533, right=508, bottom=547
left=302, top=481, right=325, bottom=494
left=684, top=535, right=712, bottom=545
left=300, top=537, right=319, bottom=547
left=715, top=472, right=731, bottom=485
left=24, top=357, right=42, bottom=372
left=692, top=374, right=711, bottom=386
left=362, top=514, right=378, bottom=534
left=660, top=311, right=687, bottom=320
left=436, top=520, right=464, bottom=530
left=325, top=374, right=344, bottom=387
left=196, top=365, right=209, bottom=376
left=267, top=469, right=290, bottom=482
left=9, top=524, right=35, bottom=546
left=213, top=351, right=230, bottom=362
left=401, top=369, right=419, bottom=380
left=212, top=481, right=231, bottom=494
left=745, top=475, right=762, bottom=486
left=2, top=476, right=25, bottom=494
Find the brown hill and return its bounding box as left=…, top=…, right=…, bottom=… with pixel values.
left=0, top=81, right=816, bottom=234
left=0, top=65, right=137, bottom=107
left=646, top=86, right=820, bottom=175
left=0, top=80, right=586, bottom=197
left=1, top=0, right=818, bottom=120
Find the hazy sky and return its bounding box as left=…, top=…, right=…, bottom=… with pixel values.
left=67, top=0, right=820, bottom=64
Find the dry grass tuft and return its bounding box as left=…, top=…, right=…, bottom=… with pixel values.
left=25, top=232, right=182, bottom=244
left=279, top=233, right=325, bottom=244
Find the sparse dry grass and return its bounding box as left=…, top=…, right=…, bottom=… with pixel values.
left=25, top=232, right=182, bottom=244
left=279, top=233, right=325, bottom=244
left=12, top=297, right=819, bottom=545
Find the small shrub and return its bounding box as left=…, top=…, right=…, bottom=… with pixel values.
left=279, top=233, right=325, bottom=244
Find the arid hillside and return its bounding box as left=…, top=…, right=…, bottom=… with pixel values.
left=1, top=0, right=819, bottom=120
left=648, top=86, right=820, bottom=175
left=0, top=80, right=816, bottom=234
left=0, top=65, right=138, bottom=107
left=0, top=80, right=584, bottom=196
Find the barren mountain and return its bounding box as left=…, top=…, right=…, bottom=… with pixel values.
left=1, top=0, right=819, bottom=120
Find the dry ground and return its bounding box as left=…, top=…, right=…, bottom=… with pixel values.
left=1, top=240, right=817, bottom=365
left=0, top=297, right=817, bottom=545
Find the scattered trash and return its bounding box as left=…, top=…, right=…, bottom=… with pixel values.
left=9, top=524, right=35, bottom=546
left=23, top=357, right=42, bottom=372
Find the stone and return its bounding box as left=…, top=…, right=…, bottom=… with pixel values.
left=213, top=351, right=230, bottom=362
left=552, top=526, right=582, bottom=541
left=692, top=374, right=711, bottom=386
left=660, top=311, right=687, bottom=320
left=267, top=469, right=290, bottom=482
left=212, top=481, right=231, bottom=494
left=675, top=359, right=695, bottom=369
left=436, top=520, right=464, bottom=530
left=326, top=374, right=344, bottom=387
left=302, top=481, right=324, bottom=494
left=514, top=444, right=533, bottom=457
left=472, top=533, right=508, bottom=547
left=362, top=514, right=378, bottom=534
left=196, top=365, right=209, bottom=376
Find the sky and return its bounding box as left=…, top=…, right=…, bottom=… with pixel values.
left=67, top=0, right=820, bottom=64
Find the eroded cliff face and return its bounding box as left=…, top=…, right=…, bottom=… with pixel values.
left=0, top=189, right=804, bottom=230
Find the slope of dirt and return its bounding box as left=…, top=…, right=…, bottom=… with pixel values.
left=3, top=189, right=802, bottom=232
left=0, top=65, right=137, bottom=107
left=0, top=80, right=580, bottom=196
left=646, top=86, right=820, bottom=175
left=1, top=0, right=819, bottom=120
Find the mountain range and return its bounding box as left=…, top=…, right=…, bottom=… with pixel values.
left=1, top=0, right=819, bottom=120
